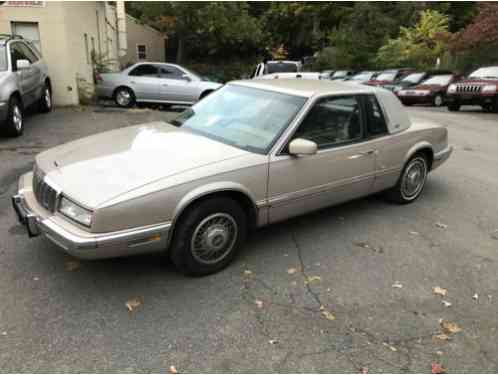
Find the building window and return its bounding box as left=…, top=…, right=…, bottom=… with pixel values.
left=84, top=33, right=89, bottom=64
left=137, top=44, right=146, bottom=60
left=11, top=21, right=42, bottom=53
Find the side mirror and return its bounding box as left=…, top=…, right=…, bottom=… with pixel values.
left=182, top=74, right=192, bottom=82
left=17, top=59, right=30, bottom=70
left=289, top=138, right=318, bottom=156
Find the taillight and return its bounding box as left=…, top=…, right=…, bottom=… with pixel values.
left=95, top=72, right=103, bottom=83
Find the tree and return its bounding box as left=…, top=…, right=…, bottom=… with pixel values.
left=127, top=2, right=263, bottom=63
left=376, top=10, right=450, bottom=69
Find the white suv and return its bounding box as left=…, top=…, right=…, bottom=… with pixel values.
left=251, top=60, right=302, bottom=78
left=0, top=35, right=52, bottom=137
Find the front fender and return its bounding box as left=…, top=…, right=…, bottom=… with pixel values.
left=172, top=181, right=258, bottom=226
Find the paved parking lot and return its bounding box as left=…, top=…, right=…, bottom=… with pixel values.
left=1, top=105, right=497, bottom=372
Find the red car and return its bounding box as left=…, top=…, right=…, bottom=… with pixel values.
left=397, top=73, right=462, bottom=107
left=446, top=66, right=498, bottom=112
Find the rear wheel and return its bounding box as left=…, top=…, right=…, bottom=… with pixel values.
left=385, top=154, right=428, bottom=204
left=448, top=102, right=460, bottom=112
left=38, top=83, right=52, bottom=113
left=2, top=96, right=24, bottom=137
left=433, top=94, right=443, bottom=107
left=170, top=197, right=247, bottom=276
left=114, top=87, right=135, bottom=108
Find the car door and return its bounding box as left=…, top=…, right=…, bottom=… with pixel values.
left=267, top=95, right=377, bottom=223
left=10, top=42, right=39, bottom=106
left=127, top=64, right=160, bottom=101
left=157, top=64, right=197, bottom=103
left=18, top=42, right=43, bottom=103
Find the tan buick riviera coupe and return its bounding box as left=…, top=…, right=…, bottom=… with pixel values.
left=12, top=79, right=452, bottom=275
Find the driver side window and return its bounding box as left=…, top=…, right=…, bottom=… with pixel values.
left=293, top=96, right=363, bottom=149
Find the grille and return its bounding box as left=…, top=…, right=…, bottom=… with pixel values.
left=456, top=84, right=483, bottom=93
left=33, top=171, right=58, bottom=212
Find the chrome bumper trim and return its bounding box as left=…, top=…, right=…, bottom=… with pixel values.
left=432, top=145, right=453, bottom=170
left=12, top=191, right=171, bottom=259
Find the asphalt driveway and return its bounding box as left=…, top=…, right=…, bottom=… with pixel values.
left=0, top=105, right=497, bottom=372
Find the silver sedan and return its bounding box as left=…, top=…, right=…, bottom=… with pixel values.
left=96, top=62, right=222, bottom=107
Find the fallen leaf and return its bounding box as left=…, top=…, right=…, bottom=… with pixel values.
left=169, top=365, right=178, bottom=374
left=472, top=293, right=479, bottom=301
left=435, top=222, right=448, bottom=229
left=353, top=241, right=384, bottom=253
left=268, top=339, right=278, bottom=345
left=433, top=333, right=450, bottom=341
left=287, top=267, right=297, bottom=275
left=290, top=281, right=297, bottom=287
left=436, top=350, right=444, bottom=356
left=305, top=275, right=321, bottom=284
left=383, top=342, right=397, bottom=352
left=433, top=286, right=447, bottom=297
left=441, top=300, right=452, bottom=308
left=392, top=281, right=403, bottom=288
left=33, top=277, right=39, bottom=281
left=432, top=363, right=446, bottom=374
left=321, top=310, right=336, bottom=321
left=1, top=331, right=7, bottom=336
left=125, top=297, right=143, bottom=312
left=65, top=260, right=80, bottom=271
left=243, top=270, right=253, bottom=276
left=255, top=299, right=264, bottom=308
left=441, top=320, right=462, bottom=334
left=409, top=231, right=420, bottom=235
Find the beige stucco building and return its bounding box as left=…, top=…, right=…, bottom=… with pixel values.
left=0, top=1, right=166, bottom=106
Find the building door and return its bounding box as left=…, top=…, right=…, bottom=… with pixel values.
left=11, top=22, right=42, bottom=54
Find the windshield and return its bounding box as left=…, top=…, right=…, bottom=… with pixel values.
left=171, top=85, right=306, bottom=154
left=376, top=72, right=396, bottom=81
left=267, top=62, right=298, bottom=74
left=402, top=73, right=425, bottom=83
left=469, top=67, right=498, bottom=79
left=182, top=66, right=211, bottom=81
left=351, top=72, right=373, bottom=81
left=332, top=70, right=348, bottom=78
left=421, top=74, right=453, bottom=86
left=0, top=46, right=7, bottom=71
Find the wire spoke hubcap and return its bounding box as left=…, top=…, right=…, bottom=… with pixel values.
left=401, top=158, right=427, bottom=199
left=191, top=213, right=238, bottom=265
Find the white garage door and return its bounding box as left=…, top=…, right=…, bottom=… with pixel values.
left=11, top=22, right=42, bottom=54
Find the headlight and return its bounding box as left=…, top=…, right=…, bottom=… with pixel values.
left=447, top=84, right=457, bottom=93
left=398, top=90, right=406, bottom=96
left=482, top=84, right=497, bottom=94
left=59, top=196, right=92, bottom=227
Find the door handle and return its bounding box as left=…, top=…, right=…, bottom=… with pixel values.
left=130, top=81, right=136, bottom=84
left=161, top=84, right=168, bottom=87
left=348, top=150, right=377, bottom=159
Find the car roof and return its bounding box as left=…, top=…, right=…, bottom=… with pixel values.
left=231, top=78, right=379, bottom=98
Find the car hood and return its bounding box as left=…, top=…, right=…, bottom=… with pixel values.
left=36, top=122, right=249, bottom=208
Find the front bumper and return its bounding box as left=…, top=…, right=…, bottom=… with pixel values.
left=398, top=95, right=434, bottom=106
left=446, top=93, right=497, bottom=106
left=432, top=145, right=453, bottom=170
left=12, top=173, right=171, bottom=259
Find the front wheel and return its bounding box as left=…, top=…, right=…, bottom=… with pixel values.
left=169, top=197, right=247, bottom=276
left=433, top=94, right=443, bottom=107
left=385, top=154, right=428, bottom=204
left=1, top=96, right=24, bottom=137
